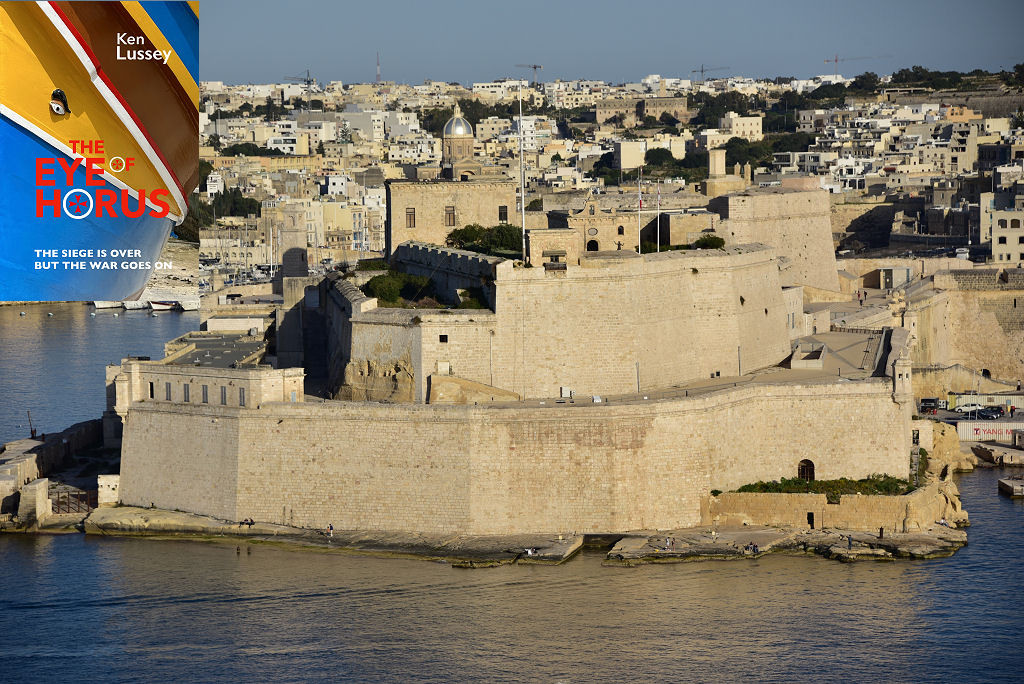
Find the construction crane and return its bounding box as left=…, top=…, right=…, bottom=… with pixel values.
left=690, top=64, right=729, bottom=83
left=515, top=63, right=543, bottom=86
left=823, top=55, right=875, bottom=76
left=285, top=69, right=315, bottom=113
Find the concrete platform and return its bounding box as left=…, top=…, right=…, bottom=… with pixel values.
left=998, top=477, right=1024, bottom=497
left=604, top=525, right=967, bottom=565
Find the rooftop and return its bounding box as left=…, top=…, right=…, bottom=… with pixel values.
left=167, top=333, right=266, bottom=369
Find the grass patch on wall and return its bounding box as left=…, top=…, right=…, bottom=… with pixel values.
left=735, top=474, right=914, bottom=504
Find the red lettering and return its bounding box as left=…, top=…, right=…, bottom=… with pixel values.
left=35, top=158, right=56, bottom=186
left=148, top=189, right=171, bottom=218
left=84, top=157, right=104, bottom=186
left=95, top=188, right=118, bottom=217
left=36, top=189, right=61, bottom=217
left=122, top=189, right=147, bottom=218
left=56, top=157, right=82, bottom=186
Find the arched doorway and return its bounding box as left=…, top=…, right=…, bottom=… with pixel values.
left=798, top=459, right=815, bottom=481
left=586, top=240, right=599, bottom=251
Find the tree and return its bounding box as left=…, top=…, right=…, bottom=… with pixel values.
left=550, top=152, right=563, bottom=163
left=644, top=147, right=674, bottom=166
left=197, top=159, right=214, bottom=192
left=316, top=141, right=325, bottom=155
left=1004, top=64, right=1024, bottom=88
left=1012, top=108, right=1024, bottom=130
left=264, top=95, right=278, bottom=122
left=849, top=72, right=880, bottom=93
left=445, top=224, right=487, bottom=249
left=208, top=134, right=222, bottom=152
left=693, top=234, right=725, bottom=249
left=210, top=187, right=261, bottom=218
left=220, top=142, right=285, bottom=157
left=659, top=111, right=680, bottom=126
left=807, top=83, right=847, bottom=102
left=526, top=198, right=544, bottom=211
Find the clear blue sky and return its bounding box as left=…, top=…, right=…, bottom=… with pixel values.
left=200, top=0, right=1022, bottom=85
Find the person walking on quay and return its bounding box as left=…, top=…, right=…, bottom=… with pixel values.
left=327, top=523, right=334, bottom=538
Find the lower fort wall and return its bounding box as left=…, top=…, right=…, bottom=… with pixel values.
left=704, top=481, right=962, bottom=533
left=119, top=378, right=909, bottom=535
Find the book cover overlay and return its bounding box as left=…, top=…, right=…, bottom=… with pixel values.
left=0, top=1, right=198, bottom=302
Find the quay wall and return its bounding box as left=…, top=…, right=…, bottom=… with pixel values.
left=119, top=378, right=909, bottom=535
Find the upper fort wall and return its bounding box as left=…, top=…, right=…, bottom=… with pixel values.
left=712, top=188, right=840, bottom=292
left=328, top=243, right=794, bottom=402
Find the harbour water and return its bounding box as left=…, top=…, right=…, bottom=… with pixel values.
left=1, top=304, right=1022, bottom=681
left=0, top=469, right=1021, bottom=682
left=0, top=302, right=199, bottom=443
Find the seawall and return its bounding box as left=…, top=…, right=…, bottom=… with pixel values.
left=119, top=377, right=910, bottom=535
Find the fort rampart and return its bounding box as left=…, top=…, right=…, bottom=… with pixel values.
left=327, top=243, right=797, bottom=403
left=119, top=377, right=910, bottom=535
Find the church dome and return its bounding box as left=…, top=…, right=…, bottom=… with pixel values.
left=443, top=104, right=473, bottom=137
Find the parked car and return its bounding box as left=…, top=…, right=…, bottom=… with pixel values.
left=955, top=403, right=984, bottom=414
left=978, top=408, right=1001, bottom=420
left=986, top=405, right=1006, bottom=417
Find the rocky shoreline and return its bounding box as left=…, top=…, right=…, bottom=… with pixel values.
left=6, top=505, right=966, bottom=567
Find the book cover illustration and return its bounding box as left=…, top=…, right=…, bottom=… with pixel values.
left=0, top=1, right=198, bottom=302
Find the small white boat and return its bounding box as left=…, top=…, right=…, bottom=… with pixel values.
left=149, top=300, right=177, bottom=311
left=122, top=300, right=149, bottom=310
left=92, top=301, right=121, bottom=309
left=178, top=299, right=200, bottom=311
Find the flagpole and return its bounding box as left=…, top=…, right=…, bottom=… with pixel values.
left=637, top=165, right=642, bottom=252
left=657, top=179, right=661, bottom=252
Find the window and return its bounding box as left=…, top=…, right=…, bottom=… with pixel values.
left=445, top=206, right=456, bottom=227
left=165, top=382, right=171, bottom=401
left=617, top=226, right=624, bottom=235
left=405, top=208, right=416, bottom=228
left=1014, top=219, right=1021, bottom=229
left=498, top=205, right=508, bottom=222
left=239, top=387, right=246, bottom=407
left=148, top=382, right=154, bottom=399
left=220, top=386, right=227, bottom=405
left=798, top=459, right=815, bottom=481
left=202, top=385, right=209, bottom=403
left=999, top=236, right=1007, bottom=244
left=439, top=334, right=448, bottom=343
left=1018, top=237, right=1024, bottom=244
left=183, top=384, right=190, bottom=402
left=999, top=219, right=1007, bottom=228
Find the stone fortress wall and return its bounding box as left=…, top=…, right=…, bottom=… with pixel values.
left=118, top=374, right=910, bottom=535
left=711, top=188, right=841, bottom=292
left=901, top=268, right=1024, bottom=383
left=326, top=242, right=797, bottom=403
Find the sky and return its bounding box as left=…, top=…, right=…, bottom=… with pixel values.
left=200, top=0, right=1023, bottom=86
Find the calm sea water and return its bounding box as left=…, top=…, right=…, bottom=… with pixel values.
left=0, top=302, right=199, bottom=443
left=0, top=469, right=1021, bottom=682
left=1, top=303, right=1022, bottom=681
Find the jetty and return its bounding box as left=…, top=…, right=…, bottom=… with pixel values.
left=998, top=476, right=1024, bottom=498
